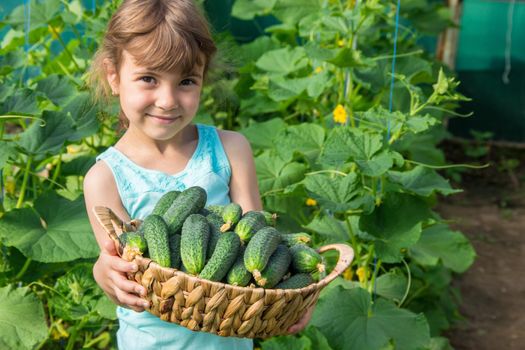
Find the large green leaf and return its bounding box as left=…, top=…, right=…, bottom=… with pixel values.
left=409, top=224, right=476, bottom=273
left=0, top=88, right=39, bottom=115
left=0, top=192, right=99, bottom=262
left=304, top=214, right=349, bottom=243
left=311, top=286, right=430, bottom=350
left=0, top=285, right=48, bottom=350
left=387, top=166, right=461, bottom=197
left=62, top=92, right=101, bottom=141
left=303, top=173, right=359, bottom=213
left=360, top=192, right=431, bottom=263
left=272, top=0, right=322, bottom=25
left=241, top=118, right=287, bottom=151
left=0, top=141, right=17, bottom=168
left=275, top=123, right=325, bottom=163
left=256, top=47, right=309, bottom=75
left=302, top=326, right=333, bottom=350
left=267, top=76, right=310, bottom=102
left=35, top=74, right=76, bottom=107
left=17, top=110, right=75, bottom=156
left=320, top=127, right=383, bottom=166
left=256, top=151, right=307, bottom=195
left=355, top=150, right=394, bottom=177
left=261, top=334, right=311, bottom=350
left=4, top=0, right=61, bottom=29
left=375, top=272, right=408, bottom=302
left=231, top=0, right=277, bottom=20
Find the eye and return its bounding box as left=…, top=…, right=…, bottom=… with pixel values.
left=180, top=78, right=197, bottom=86
left=140, top=76, right=157, bottom=84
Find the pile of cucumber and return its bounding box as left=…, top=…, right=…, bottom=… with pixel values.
left=119, top=186, right=325, bottom=289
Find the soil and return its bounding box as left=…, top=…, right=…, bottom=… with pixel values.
left=437, top=139, right=525, bottom=350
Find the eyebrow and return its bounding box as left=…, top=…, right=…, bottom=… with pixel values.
left=133, top=69, right=203, bottom=79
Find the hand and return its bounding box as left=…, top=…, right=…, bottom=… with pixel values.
left=287, top=302, right=316, bottom=334
left=93, top=240, right=150, bottom=313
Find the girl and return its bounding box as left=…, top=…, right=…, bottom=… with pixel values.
left=83, top=0, right=313, bottom=349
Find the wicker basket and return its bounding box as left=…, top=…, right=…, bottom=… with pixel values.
left=93, top=206, right=354, bottom=339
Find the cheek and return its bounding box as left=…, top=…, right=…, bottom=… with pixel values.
left=180, top=90, right=201, bottom=111
left=120, top=87, right=154, bottom=113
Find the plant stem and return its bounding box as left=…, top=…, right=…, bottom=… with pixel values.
left=49, top=26, right=81, bottom=71
left=13, top=257, right=32, bottom=280
left=344, top=216, right=358, bottom=256
left=16, top=155, right=33, bottom=208
left=398, top=258, right=412, bottom=307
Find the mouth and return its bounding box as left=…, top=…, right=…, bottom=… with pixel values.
left=146, top=114, right=180, bottom=124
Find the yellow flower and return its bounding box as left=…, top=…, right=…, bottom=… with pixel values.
left=333, top=104, right=347, bottom=124
left=50, top=320, right=69, bottom=340
left=314, top=66, right=323, bottom=74
left=47, top=25, right=62, bottom=39
left=305, top=198, right=317, bottom=206
left=67, top=145, right=80, bottom=154
left=337, top=39, right=345, bottom=47
left=356, top=266, right=368, bottom=283
left=342, top=267, right=353, bottom=281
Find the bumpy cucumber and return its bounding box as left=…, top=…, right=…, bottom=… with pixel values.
left=143, top=215, right=171, bottom=267
left=255, top=244, right=291, bottom=288
left=234, top=211, right=267, bottom=242
left=205, top=205, right=225, bottom=217
left=281, top=232, right=312, bottom=247
left=151, top=190, right=181, bottom=216
left=244, top=227, right=281, bottom=280
left=275, top=273, right=314, bottom=289
left=261, top=210, right=278, bottom=227
left=180, top=214, right=210, bottom=275
left=168, top=234, right=181, bottom=269
left=162, top=186, right=207, bottom=234
left=118, top=231, right=147, bottom=253
left=226, top=246, right=252, bottom=287
left=199, top=232, right=241, bottom=281
left=205, top=212, right=224, bottom=259
left=290, top=244, right=325, bottom=273
left=220, top=203, right=242, bottom=232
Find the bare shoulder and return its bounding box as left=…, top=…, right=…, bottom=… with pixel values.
left=217, top=129, right=253, bottom=160
left=83, top=160, right=129, bottom=221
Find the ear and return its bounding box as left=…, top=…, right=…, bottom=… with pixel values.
left=103, top=58, right=119, bottom=95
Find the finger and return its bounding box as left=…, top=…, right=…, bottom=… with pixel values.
left=113, top=274, right=147, bottom=297
left=101, top=239, right=118, bottom=255
left=110, top=256, right=138, bottom=274
left=114, top=288, right=149, bottom=311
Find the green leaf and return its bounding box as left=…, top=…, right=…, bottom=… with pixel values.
left=0, top=141, right=17, bottom=168
left=261, top=334, right=311, bottom=350
left=17, top=110, right=75, bottom=156
left=302, top=326, right=333, bottom=350
left=0, top=88, right=39, bottom=115
left=355, top=150, right=394, bottom=177
left=267, top=76, right=310, bottom=102
left=61, top=155, right=96, bottom=176
left=94, top=296, right=118, bottom=320
left=275, top=123, right=325, bottom=163
left=320, top=127, right=383, bottom=166
left=62, top=92, right=101, bottom=141
left=306, top=72, right=332, bottom=98
left=409, top=224, right=476, bottom=273
left=387, top=166, right=461, bottom=197
left=256, top=151, right=307, bottom=195
left=240, top=118, right=287, bottom=151
left=256, top=47, right=309, bottom=75
left=272, top=0, right=323, bottom=25
left=0, top=285, right=48, bottom=350
left=4, top=0, right=61, bottom=29
left=0, top=192, right=99, bottom=262
left=360, top=192, right=431, bottom=263
left=304, top=214, right=349, bottom=243
left=231, top=0, right=277, bottom=20
left=312, top=286, right=430, bottom=350
left=375, top=272, right=408, bottom=302
left=327, top=49, right=372, bottom=68
left=303, top=173, right=359, bottom=213
left=35, top=74, right=76, bottom=106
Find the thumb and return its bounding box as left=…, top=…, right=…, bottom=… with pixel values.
left=102, top=239, right=119, bottom=256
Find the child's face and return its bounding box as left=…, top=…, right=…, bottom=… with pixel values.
left=107, top=50, right=204, bottom=141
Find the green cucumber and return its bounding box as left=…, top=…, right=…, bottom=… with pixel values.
left=234, top=211, right=267, bottom=242
left=205, top=204, right=225, bottom=217
left=143, top=215, right=171, bottom=267
left=199, top=232, right=241, bottom=281
left=168, top=234, right=181, bottom=269
left=254, top=244, right=291, bottom=288
left=206, top=212, right=224, bottom=259
left=281, top=232, right=312, bottom=247
left=163, top=186, right=207, bottom=235
left=244, top=227, right=281, bottom=280
left=226, top=246, right=252, bottom=287
left=220, top=203, right=242, bottom=232
left=290, top=244, right=325, bottom=273
left=275, top=273, right=314, bottom=289
left=118, top=231, right=147, bottom=254
left=261, top=210, right=278, bottom=227
left=152, top=190, right=181, bottom=216
left=180, top=214, right=210, bottom=275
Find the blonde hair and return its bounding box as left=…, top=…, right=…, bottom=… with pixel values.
left=87, top=0, right=217, bottom=106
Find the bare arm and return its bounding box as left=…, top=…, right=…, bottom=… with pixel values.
left=83, top=161, right=148, bottom=312
left=219, top=130, right=262, bottom=213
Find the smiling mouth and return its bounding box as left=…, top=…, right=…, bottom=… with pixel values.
left=147, top=114, right=180, bottom=121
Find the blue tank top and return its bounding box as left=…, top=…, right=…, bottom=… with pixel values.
left=96, top=124, right=253, bottom=350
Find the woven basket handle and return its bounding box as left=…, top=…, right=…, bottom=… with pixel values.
left=316, top=243, right=354, bottom=288
left=92, top=206, right=139, bottom=258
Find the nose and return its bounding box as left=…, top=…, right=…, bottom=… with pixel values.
left=155, top=84, right=178, bottom=111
